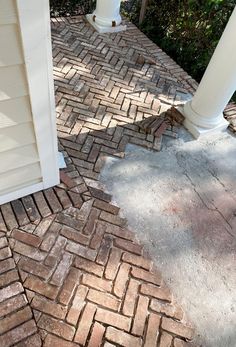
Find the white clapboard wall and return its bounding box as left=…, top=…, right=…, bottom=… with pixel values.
left=0, top=0, right=59, bottom=205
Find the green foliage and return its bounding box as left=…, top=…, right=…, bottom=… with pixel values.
left=122, top=0, right=235, bottom=82
left=50, top=0, right=95, bottom=17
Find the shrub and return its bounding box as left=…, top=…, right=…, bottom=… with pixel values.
left=122, top=0, right=235, bottom=83
left=50, top=0, right=95, bottom=17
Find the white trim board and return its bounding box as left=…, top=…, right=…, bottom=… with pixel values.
left=16, top=0, right=59, bottom=189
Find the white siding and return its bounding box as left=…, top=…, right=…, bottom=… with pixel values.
left=0, top=0, right=42, bottom=198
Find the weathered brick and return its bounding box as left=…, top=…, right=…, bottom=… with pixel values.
left=88, top=288, right=120, bottom=311
left=150, top=299, right=183, bottom=320
left=33, top=192, right=51, bottom=218
left=31, top=295, right=67, bottom=319
left=0, top=282, right=24, bottom=303
left=66, top=285, right=88, bottom=325
left=162, top=317, right=194, bottom=340
left=106, top=327, right=142, bottom=347
left=100, top=211, right=126, bottom=226
left=74, top=256, right=103, bottom=276
left=113, top=263, right=130, bottom=298
left=58, top=268, right=81, bottom=305
left=44, top=334, right=77, bottom=347
left=88, top=322, right=105, bottom=347
left=131, top=266, right=162, bottom=286
left=96, top=234, right=113, bottom=265
left=11, top=229, right=41, bottom=247
left=114, top=237, right=142, bottom=255
left=159, top=332, right=173, bottom=347
left=15, top=334, right=42, bottom=347
left=38, top=314, right=75, bottom=340
left=0, top=246, right=12, bottom=260
left=50, top=252, right=73, bottom=286
left=66, top=240, right=97, bottom=260
left=122, top=278, right=139, bottom=316
left=74, top=303, right=96, bottom=345
left=24, top=276, right=58, bottom=300
left=141, top=283, right=172, bottom=302
left=61, top=225, right=89, bottom=245
left=0, top=319, right=37, bottom=347
left=93, top=199, right=119, bottom=215
left=0, top=269, right=19, bottom=287
left=82, top=273, right=112, bottom=292
left=0, top=294, right=27, bottom=318
left=144, top=313, right=161, bottom=347
left=11, top=200, right=30, bottom=226
left=105, top=248, right=122, bottom=280
left=96, top=308, right=131, bottom=331
left=1, top=203, right=18, bottom=230
left=22, top=196, right=41, bottom=222
left=0, top=306, right=32, bottom=335
left=132, top=295, right=149, bottom=336
left=18, top=258, right=50, bottom=280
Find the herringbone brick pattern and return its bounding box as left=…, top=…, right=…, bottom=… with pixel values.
left=0, top=16, right=201, bottom=346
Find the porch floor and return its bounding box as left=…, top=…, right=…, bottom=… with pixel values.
left=0, top=15, right=235, bottom=347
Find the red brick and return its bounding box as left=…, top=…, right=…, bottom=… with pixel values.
left=88, top=288, right=120, bottom=311
left=96, top=308, right=131, bottom=331
left=74, top=303, right=96, bottom=345
left=132, top=295, right=149, bottom=336
left=0, top=246, right=12, bottom=260
left=1, top=203, right=18, bottom=230
left=113, top=263, right=130, bottom=298
left=159, top=332, right=173, bottom=347
left=0, top=258, right=15, bottom=274
left=83, top=208, right=100, bottom=235
left=31, top=295, right=67, bottom=319
left=12, top=240, right=45, bottom=262
left=122, top=252, right=152, bottom=270
left=61, top=225, right=89, bottom=245
left=0, top=236, right=7, bottom=248
left=11, top=200, right=30, bottom=226
left=122, top=278, right=139, bottom=316
left=11, top=229, right=41, bottom=247
left=54, top=187, right=72, bottom=209
left=89, top=223, right=104, bottom=250
left=15, top=334, right=42, bottom=347
left=44, top=188, right=63, bottom=213
left=0, top=319, right=37, bottom=347
left=33, top=192, right=51, bottom=218
left=68, top=191, right=83, bottom=208
left=24, top=275, right=59, bottom=300
left=58, top=268, right=81, bottom=305
left=114, top=237, right=142, bottom=255
left=98, top=221, right=134, bottom=240
left=89, top=187, right=111, bottom=202
left=0, top=294, right=27, bottom=318
left=18, top=258, right=50, bottom=280
left=96, top=234, right=113, bottom=265
left=105, top=248, right=122, bottom=280
left=93, top=199, right=119, bottom=215
left=50, top=252, right=73, bottom=286
left=0, top=269, right=19, bottom=287
left=60, top=170, right=77, bottom=188
left=22, top=196, right=41, bottom=222
left=0, top=282, right=24, bottom=303
left=105, top=327, right=142, bottom=347
left=100, top=211, right=126, bottom=226
left=66, top=240, right=97, bottom=261
left=162, top=317, right=194, bottom=340
left=144, top=313, right=161, bottom=347
left=66, top=285, right=88, bottom=325
left=87, top=322, right=105, bottom=347
left=0, top=306, right=32, bottom=335
left=33, top=215, right=56, bottom=237
left=141, top=283, right=172, bottom=302
left=82, top=273, right=112, bottom=292
left=150, top=299, right=183, bottom=320
left=38, top=314, right=75, bottom=340
left=74, top=255, right=103, bottom=276
left=131, top=266, right=162, bottom=286
left=44, top=334, right=77, bottom=347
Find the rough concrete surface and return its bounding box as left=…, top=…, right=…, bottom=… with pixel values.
left=100, top=129, right=236, bottom=347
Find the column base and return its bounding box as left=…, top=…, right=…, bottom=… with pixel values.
left=86, top=14, right=127, bottom=34
left=177, top=106, right=229, bottom=139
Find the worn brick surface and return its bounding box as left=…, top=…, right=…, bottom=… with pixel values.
left=0, top=16, right=198, bottom=347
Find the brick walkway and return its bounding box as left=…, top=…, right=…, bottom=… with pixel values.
left=0, top=16, right=203, bottom=347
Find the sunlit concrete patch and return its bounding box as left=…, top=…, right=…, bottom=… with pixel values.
left=100, top=128, right=236, bottom=347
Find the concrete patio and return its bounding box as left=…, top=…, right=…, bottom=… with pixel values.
left=0, top=15, right=235, bottom=347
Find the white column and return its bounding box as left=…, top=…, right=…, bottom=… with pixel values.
left=86, top=0, right=126, bottom=34
left=183, top=6, right=236, bottom=138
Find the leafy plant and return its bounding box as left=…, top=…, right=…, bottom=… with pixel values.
left=50, top=0, right=95, bottom=17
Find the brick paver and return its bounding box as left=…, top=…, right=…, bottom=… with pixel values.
left=0, top=16, right=200, bottom=346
